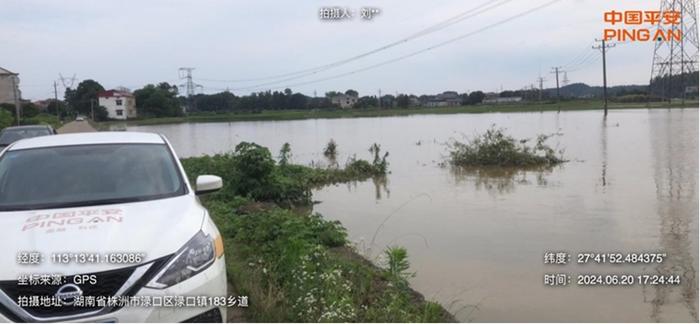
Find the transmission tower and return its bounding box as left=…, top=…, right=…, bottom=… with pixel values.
left=649, top=0, right=699, bottom=102
left=58, top=73, right=78, bottom=89
left=178, top=67, right=202, bottom=112
left=536, top=76, right=547, bottom=101
left=178, top=68, right=196, bottom=97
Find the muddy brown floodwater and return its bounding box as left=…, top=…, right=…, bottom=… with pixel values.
left=121, top=108, right=698, bottom=322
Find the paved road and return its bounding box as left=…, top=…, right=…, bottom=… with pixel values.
left=57, top=120, right=97, bottom=134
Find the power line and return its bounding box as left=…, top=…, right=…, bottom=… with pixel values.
left=224, top=0, right=562, bottom=93
left=561, top=43, right=595, bottom=68
left=195, top=0, right=515, bottom=84
left=563, top=51, right=597, bottom=70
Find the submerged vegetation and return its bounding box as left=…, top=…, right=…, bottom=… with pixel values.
left=448, top=126, right=565, bottom=167
left=181, top=141, right=389, bottom=206
left=181, top=141, right=452, bottom=322
left=323, top=139, right=338, bottom=160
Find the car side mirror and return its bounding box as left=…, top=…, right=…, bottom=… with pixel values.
left=195, top=175, right=223, bottom=195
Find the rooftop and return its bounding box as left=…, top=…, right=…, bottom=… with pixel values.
left=97, top=90, right=133, bottom=98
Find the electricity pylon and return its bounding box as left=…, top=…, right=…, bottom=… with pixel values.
left=649, top=0, right=699, bottom=102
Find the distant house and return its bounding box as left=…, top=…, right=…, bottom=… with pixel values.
left=330, top=94, right=358, bottom=108
left=422, top=91, right=461, bottom=107
left=97, top=89, right=137, bottom=120
left=33, top=99, right=52, bottom=112
left=482, top=96, right=523, bottom=104
left=408, top=95, right=420, bottom=107
left=0, top=67, right=20, bottom=105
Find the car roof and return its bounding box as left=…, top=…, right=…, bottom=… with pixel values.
left=8, top=132, right=166, bottom=151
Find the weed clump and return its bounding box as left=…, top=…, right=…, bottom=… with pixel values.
left=279, top=142, right=292, bottom=166
left=448, top=126, right=564, bottom=167
left=323, top=139, right=338, bottom=161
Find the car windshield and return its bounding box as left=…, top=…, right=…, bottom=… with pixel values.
left=0, top=128, right=51, bottom=145
left=0, top=143, right=186, bottom=211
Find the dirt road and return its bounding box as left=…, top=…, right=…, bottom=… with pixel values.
left=57, top=120, right=97, bottom=134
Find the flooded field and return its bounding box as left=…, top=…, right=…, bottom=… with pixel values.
left=122, top=109, right=698, bottom=322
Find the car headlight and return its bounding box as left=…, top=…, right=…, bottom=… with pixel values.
left=146, top=231, right=222, bottom=289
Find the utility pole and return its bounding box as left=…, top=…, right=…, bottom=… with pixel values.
left=90, top=99, right=95, bottom=121
left=378, top=89, right=382, bottom=108
left=550, top=66, right=562, bottom=111
left=53, top=81, right=60, bottom=120
left=593, top=39, right=615, bottom=116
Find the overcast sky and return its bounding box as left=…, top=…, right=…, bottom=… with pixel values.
left=3, top=0, right=661, bottom=100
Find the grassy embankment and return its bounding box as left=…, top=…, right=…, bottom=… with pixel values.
left=106, top=99, right=697, bottom=126
left=180, top=142, right=454, bottom=322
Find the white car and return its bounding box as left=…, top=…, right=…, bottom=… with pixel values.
left=0, top=132, right=227, bottom=322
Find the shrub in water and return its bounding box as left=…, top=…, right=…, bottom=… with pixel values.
left=448, top=126, right=564, bottom=167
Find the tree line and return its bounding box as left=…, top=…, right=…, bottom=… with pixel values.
left=32, top=79, right=496, bottom=119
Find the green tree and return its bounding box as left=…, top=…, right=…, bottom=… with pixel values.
left=345, top=89, right=358, bottom=97
left=134, top=82, right=183, bottom=117
left=65, top=80, right=105, bottom=116
left=0, top=103, right=16, bottom=118
left=468, top=91, right=485, bottom=104
left=325, top=91, right=342, bottom=98
left=46, top=100, right=68, bottom=119
left=21, top=102, right=39, bottom=118
left=95, top=106, right=109, bottom=121
left=0, top=109, right=13, bottom=130
left=354, top=96, right=378, bottom=108
left=396, top=94, right=410, bottom=108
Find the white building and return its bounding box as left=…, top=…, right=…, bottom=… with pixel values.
left=482, top=96, right=523, bottom=104
left=0, top=67, right=20, bottom=105
left=97, top=90, right=137, bottom=120
left=330, top=94, right=358, bottom=108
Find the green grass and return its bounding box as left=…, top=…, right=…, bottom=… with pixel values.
left=20, top=113, right=63, bottom=130
left=180, top=142, right=453, bottom=322
left=101, top=99, right=698, bottom=126
left=201, top=198, right=453, bottom=322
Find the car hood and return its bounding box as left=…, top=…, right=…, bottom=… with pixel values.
left=0, top=195, right=204, bottom=280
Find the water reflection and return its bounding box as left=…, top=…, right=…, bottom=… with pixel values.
left=372, top=176, right=390, bottom=200
left=321, top=176, right=390, bottom=201
left=648, top=110, right=698, bottom=322
left=600, top=117, right=609, bottom=189
left=449, top=165, right=555, bottom=194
